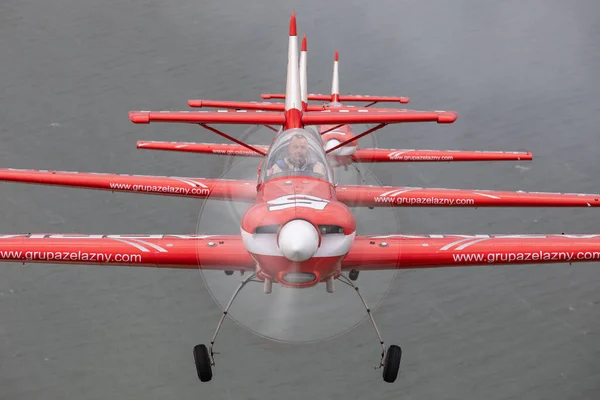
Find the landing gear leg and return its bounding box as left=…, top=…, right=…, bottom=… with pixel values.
left=194, top=272, right=259, bottom=382
left=338, top=274, right=402, bottom=383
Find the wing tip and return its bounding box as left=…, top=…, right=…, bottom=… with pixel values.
left=188, top=99, right=202, bottom=107
left=437, top=111, right=458, bottom=123
left=129, top=111, right=150, bottom=124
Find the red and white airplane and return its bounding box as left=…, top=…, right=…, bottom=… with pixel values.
left=1, top=12, right=600, bottom=384
left=137, top=34, right=533, bottom=167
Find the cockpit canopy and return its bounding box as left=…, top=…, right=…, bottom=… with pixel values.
left=259, top=128, right=333, bottom=184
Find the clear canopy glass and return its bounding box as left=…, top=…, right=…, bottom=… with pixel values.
left=259, top=128, right=333, bottom=184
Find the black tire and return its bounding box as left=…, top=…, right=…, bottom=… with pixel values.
left=193, top=344, right=213, bottom=382
left=382, top=345, right=401, bottom=383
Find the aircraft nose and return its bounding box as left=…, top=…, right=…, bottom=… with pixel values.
left=278, top=219, right=319, bottom=262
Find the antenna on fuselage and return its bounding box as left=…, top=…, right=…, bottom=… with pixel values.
left=284, top=12, right=303, bottom=130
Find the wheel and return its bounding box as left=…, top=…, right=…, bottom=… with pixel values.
left=382, top=345, right=401, bottom=383
left=349, top=269, right=359, bottom=281
left=193, top=344, right=213, bottom=382
left=224, top=270, right=234, bottom=276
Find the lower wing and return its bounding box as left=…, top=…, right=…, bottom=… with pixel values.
left=0, top=168, right=257, bottom=202
left=136, top=142, right=533, bottom=166
left=342, top=234, right=600, bottom=270
left=0, top=234, right=254, bottom=270
left=136, top=141, right=268, bottom=157
left=352, top=149, right=532, bottom=162
left=336, top=185, right=600, bottom=207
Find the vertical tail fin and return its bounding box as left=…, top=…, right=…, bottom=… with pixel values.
left=299, top=34, right=308, bottom=111
left=331, top=50, right=340, bottom=103
left=284, top=12, right=303, bottom=129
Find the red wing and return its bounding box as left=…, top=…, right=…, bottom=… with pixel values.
left=0, top=168, right=256, bottom=201
left=129, top=110, right=285, bottom=125
left=352, top=149, right=533, bottom=162
left=128, top=109, right=455, bottom=125
left=187, top=100, right=326, bottom=112
left=335, top=95, right=410, bottom=104
left=343, top=234, right=600, bottom=271
left=336, top=185, right=600, bottom=207
left=186, top=100, right=413, bottom=113
left=137, top=141, right=268, bottom=157
left=188, top=100, right=287, bottom=111
left=261, top=93, right=410, bottom=103
left=0, top=234, right=254, bottom=270
left=301, top=109, right=457, bottom=125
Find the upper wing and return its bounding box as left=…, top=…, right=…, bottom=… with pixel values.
left=188, top=100, right=288, bottom=111
left=342, top=234, right=600, bottom=271
left=0, top=234, right=254, bottom=270
left=187, top=99, right=327, bottom=112
left=128, top=109, right=457, bottom=126
left=301, top=109, right=457, bottom=125
left=352, top=149, right=533, bottom=163
left=261, top=93, right=411, bottom=104
left=336, top=185, right=600, bottom=207
left=187, top=100, right=415, bottom=113
left=0, top=168, right=257, bottom=202
left=129, top=110, right=286, bottom=125
left=136, top=141, right=268, bottom=157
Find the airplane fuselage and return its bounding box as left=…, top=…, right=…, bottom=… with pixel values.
left=240, top=127, right=356, bottom=289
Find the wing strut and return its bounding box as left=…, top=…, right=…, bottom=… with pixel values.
left=199, top=124, right=267, bottom=156
left=325, top=123, right=387, bottom=154
left=320, top=124, right=345, bottom=135
left=263, top=125, right=279, bottom=132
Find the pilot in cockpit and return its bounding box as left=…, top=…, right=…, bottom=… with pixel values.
left=267, top=134, right=327, bottom=177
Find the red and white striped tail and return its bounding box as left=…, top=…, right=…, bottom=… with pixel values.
left=300, top=34, right=308, bottom=111
left=331, top=50, right=340, bottom=103
left=284, top=12, right=303, bottom=129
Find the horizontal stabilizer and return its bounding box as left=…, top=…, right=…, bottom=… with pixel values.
left=336, top=185, right=600, bottom=208
left=0, top=168, right=256, bottom=202
left=343, top=234, right=600, bottom=270
left=0, top=234, right=254, bottom=270
left=352, top=149, right=533, bottom=162
left=261, top=93, right=410, bottom=104
left=137, top=141, right=267, bottom=157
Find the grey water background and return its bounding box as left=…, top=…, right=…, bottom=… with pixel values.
left=1, top=0, right=600, bottom=398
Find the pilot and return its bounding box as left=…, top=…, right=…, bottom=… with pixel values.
left=268, top=134, right=327, bottom=176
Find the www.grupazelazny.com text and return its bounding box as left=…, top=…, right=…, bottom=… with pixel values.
left=452, top=250, right=600, bottom=263
left=0, top=250, right=143, bottom=263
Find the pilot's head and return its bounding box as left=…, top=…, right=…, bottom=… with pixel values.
left=288, top=134, right=309, bottom=166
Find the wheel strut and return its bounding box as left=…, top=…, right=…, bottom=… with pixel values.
left=339, top=274, right=386, bottom=368
left=208, top=272, right=259, bottom=366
